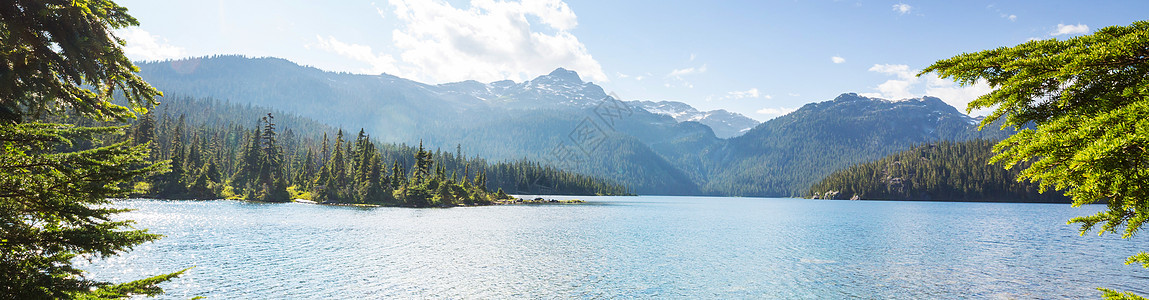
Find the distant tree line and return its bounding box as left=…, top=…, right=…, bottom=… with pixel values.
left=73, top=98, right=632, bottom=206
left=808, top=139, right=1068, bottom=202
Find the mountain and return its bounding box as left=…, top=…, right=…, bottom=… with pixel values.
left=632, top=100, right=760, bottom=138
left=706, top=93, right=1014, bottom=196
left=136, top=56, right=1014, bottom=197
left=136, top=56, right=705, bottom=194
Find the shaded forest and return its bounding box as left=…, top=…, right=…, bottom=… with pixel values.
left=807, top=139, right=1069, bottom=202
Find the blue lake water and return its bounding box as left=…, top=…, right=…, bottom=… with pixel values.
left=80, top=197, right=1148, bottom=299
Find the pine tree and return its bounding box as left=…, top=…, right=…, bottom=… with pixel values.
left=0, top=0, right=186, bottom=297
left=315, top=129, right=348, bottom=202
left=391, top=160, right=404, bottom=189
left=132, top=111, right=157, bottom=161
left=320, top=132, right=329, bottom=165
left=231, top=127, right=262, bottom=194
left=356, top=150, right=390, bottom=204
left=924, top=21, right=1149, bottom=299
left=204, top=160, right=222, bottom=183
left=295, top=147, right=315, bottom=188
left=411, top=141, right=433, bottom=184
left=433, top=180, right=454, bottom=206
left=257, top=114, right=289, bottom=202
left=160, top=128, right=188, bottom=196
left=187, top=165, right=214, bottom=199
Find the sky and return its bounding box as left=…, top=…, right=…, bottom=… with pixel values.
left=114, top=0, right=1149, bottom=121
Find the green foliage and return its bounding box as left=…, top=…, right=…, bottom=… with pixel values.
left=708, top=94, right=1013, bottom=197
left=1127, top=252, right=1149, bottom=269
left=136, top=56, right=1030, bottom=197
left=0, top=0, right=188, bottom=297
left=0, top=0, right=160, bottom=123
left=1099, top=289, right=1149, bottom=300
left=72, top=268, right=190, bottom=300
left=923, top=20, right=1149, bottom=299
left=286, top=185, right=313, bottom=201
left=120, top=99, right=629, bottom=206
left=0, top=123, right=173, bottom=298
left=809, top=139, right=1067, bottom=202
left=495, top=188, right=511, bottom=200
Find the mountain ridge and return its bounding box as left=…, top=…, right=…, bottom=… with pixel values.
left=135, top=55, right=1013, bottom=196
left=631, top=100, right=760, bottom=138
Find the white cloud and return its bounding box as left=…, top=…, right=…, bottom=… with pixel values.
left=831, top=56, right=846, bottom=64
left=666, top=64, right=706, bottom=88
left=312, top=36, right=401, bottom=75
left=756, top=107, right=797, bottom=116
left=634, top=75, right=645, bottom=81
left=987, top=5, right=1016, bottom=22
left=116, top=28, right=186, bottom=61
left=865, top=63, right=995, bottom=115
left=1053, top=23, right=1089, bottom=36
left=892, top=3, right=911, bottom=15
left=924, top=75, right=994, bottom=115
left=864, top=64, right=918, bottom=100
left=787, top=93, right=801, bottom=97
left=868, top=64, right=915, bottom=80
left=315, top=0, right=606, bottom=83
left=616, top=72, right=629, bottom=79
left=373, top=2, right=388, bottom=19
left=668, top=64, right=708, bottom=77
left=689, top=53, right=696, bottom=61
left=866, top=64, right=917, bottom=99
left=728, top=88, right=766, bottom=99
left=875, top=79, right=917, bottom=100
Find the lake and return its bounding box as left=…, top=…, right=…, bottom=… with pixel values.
left=79, top=196, right=1147, bottom=299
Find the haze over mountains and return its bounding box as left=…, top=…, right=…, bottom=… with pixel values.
left=136, top=55, right=1012, bottom=196
left=632, top=100, right=759, bottom=138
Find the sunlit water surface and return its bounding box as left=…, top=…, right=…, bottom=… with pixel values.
left=80, top=197, right=1147, bottom=299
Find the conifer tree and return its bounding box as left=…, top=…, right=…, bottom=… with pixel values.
left=315, top=129, right=348, bottom=202
left=0, top=0, right=186, bottom=297
left=924, top=21, right=1149, bottom=299
left=231, top=127, right=262, bottom=193
left=413, top=141, right=433, bottom=184
left=132, top=111, right=157, bottom=161
left=391, top=160, right=404, bottom=189
left=160, top=129, right=187, bottom=196
left=320, top=132, right=329, bottom=165
left=295, top=147, right=315, bottom=187
left=256, top=114, right=289, bottom=202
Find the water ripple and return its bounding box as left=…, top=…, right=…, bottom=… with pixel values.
left=75, top=197, right=1149, bottom=299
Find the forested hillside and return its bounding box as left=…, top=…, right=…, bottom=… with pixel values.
left=71, top=97, right=631, bottom=205
left=707, top=93, right=1015, bottom=196
left=134, top=56, right=1017, bottom=197
left=807, top=139, right=1068, bottom=202
left=136, top=57, right=702, bottom=194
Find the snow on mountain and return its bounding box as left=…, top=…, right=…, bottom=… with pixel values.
left=436, top=67, right=610, bottom=109
left=632, top=100, right=760, bottom=138
left=434, top=68, right=759, bottom=137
